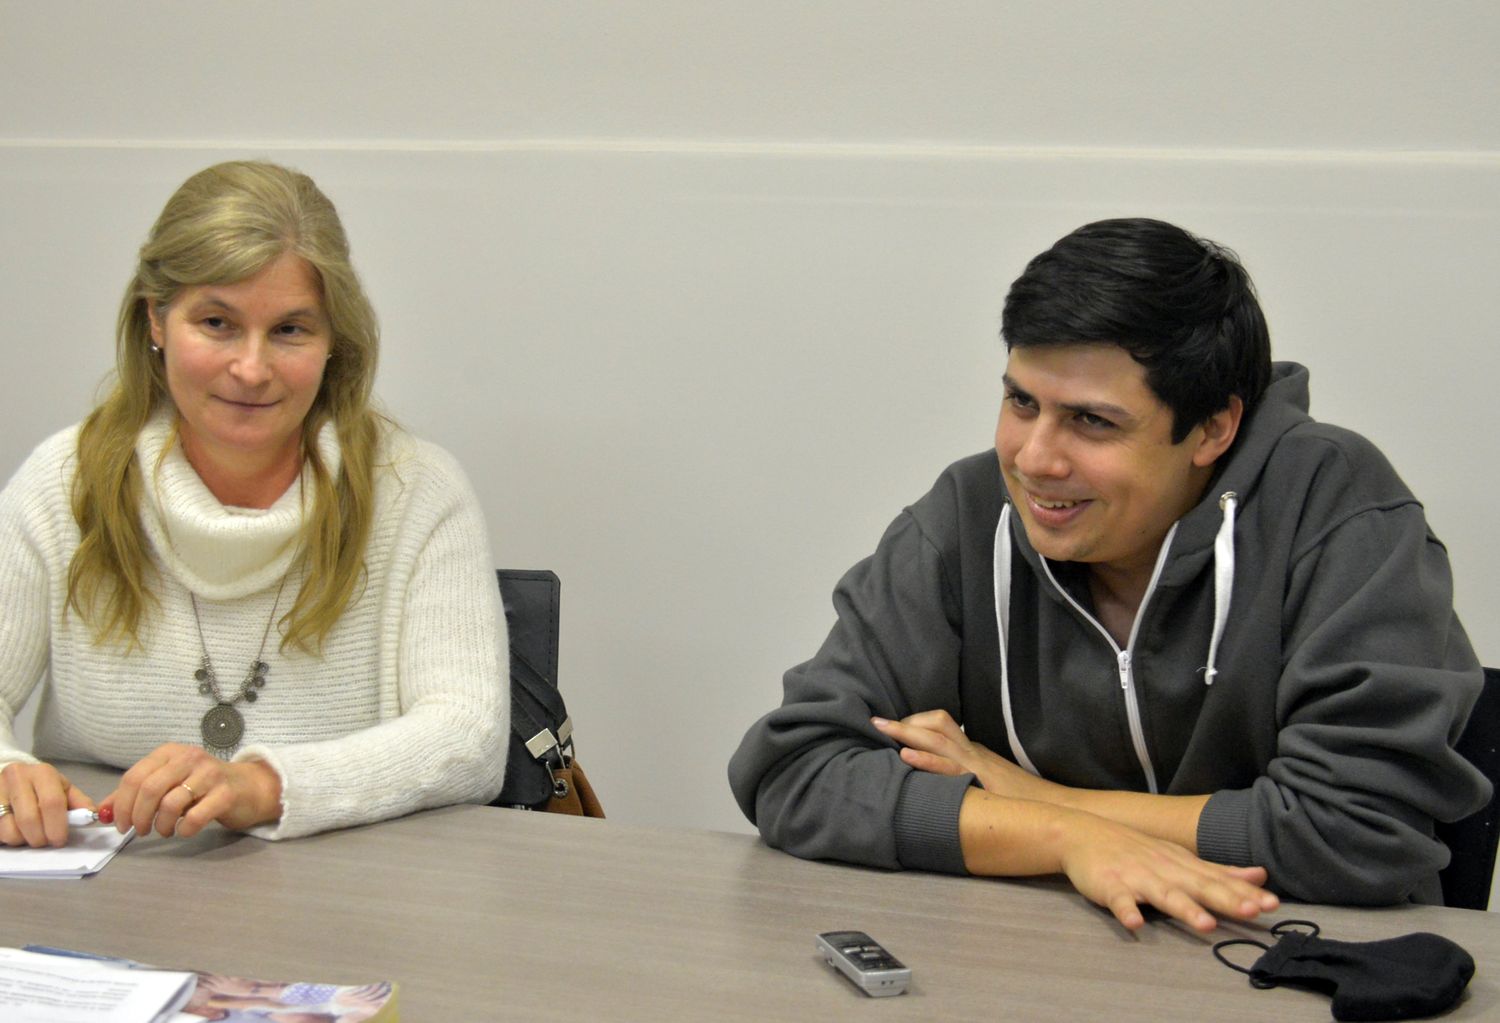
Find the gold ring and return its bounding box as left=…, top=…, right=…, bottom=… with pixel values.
left=179, top=783, right=197, bottom=801
left=0, top=802, right=11, bottom=818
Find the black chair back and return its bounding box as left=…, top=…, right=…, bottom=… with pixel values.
left=491, top=569, right=571, bottom=809
left=1436, top=666, right=1500, bottom=910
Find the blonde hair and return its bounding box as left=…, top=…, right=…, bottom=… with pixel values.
left=67, top=160, right=384, bottom=652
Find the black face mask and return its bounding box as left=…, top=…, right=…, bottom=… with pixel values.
left=1213, top=920, right=1475, bottom=1022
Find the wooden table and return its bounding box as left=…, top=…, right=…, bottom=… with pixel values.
left=2, top=764, right=1494, bottom=1020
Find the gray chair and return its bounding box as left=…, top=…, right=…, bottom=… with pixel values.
left=1435, top=666, right=1499, bottom=910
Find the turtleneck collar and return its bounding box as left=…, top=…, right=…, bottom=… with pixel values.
left=135, top=410, right=341, bottom=600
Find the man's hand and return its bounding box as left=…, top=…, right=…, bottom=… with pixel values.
left=959, top=788, right=1278, bottom=932
left=1052, top=809, right=1277, bottom=932
left=873, top=710, right=1061, bottom=801
left=878, top=709, right=1211, bottom=852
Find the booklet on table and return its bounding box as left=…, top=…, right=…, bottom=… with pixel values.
left=0, top=947, right=399, bottom=1022
left=0, top=947, right=195, bottom=1023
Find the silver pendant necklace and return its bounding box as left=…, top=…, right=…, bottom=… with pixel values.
left=190, top=577, right=287, bottom=757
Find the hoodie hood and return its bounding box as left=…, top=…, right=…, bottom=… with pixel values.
left=1166, top=362, right=1313, bottom=566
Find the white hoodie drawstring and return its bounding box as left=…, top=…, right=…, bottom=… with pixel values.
left=1202, top=491, right=1237, bottom=685
left=993, top=505, right=1040, bottom=775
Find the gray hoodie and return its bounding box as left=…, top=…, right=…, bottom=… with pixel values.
left=729, top=362, right=1490, bottom=905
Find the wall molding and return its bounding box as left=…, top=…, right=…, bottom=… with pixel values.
left=4, top=137, right=1499, bottom=168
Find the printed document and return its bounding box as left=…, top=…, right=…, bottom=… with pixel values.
left=0, top=947, right=195, bottom=1023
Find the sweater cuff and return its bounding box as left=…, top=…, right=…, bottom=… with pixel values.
left=892, top=770, right=972, bottom=875
left=233, top=744, right=291, bottom=841
left=1196, top=788, right=1255, bottom=866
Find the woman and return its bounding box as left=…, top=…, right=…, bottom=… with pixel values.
left=0, top=161, right=508, bottom=845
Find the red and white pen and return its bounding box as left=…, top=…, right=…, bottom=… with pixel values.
left=66, top=807, right=115, bottom=826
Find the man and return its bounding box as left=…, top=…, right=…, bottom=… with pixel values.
left=728, top=218, right=1490, bottom=933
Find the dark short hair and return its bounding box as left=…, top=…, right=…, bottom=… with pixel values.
left=1000, top=218, right=1272, bottom=443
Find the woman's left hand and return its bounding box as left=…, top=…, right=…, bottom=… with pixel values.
left=873, top=710, right=1064, bottom=803
left=103, top=743, right=283, bottom=839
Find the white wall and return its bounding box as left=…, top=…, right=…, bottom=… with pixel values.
left=2, top=3, right=1496, bottom=902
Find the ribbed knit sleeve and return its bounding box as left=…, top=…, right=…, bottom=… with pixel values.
left=0, top=428, right=80, bottom=769
left=237, top=437, right=509, bottom=839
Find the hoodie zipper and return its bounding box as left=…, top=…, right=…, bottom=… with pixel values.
left=1115, top=650, right=1157, bottom=794
left=1035, top=524, right=1178, bottom=795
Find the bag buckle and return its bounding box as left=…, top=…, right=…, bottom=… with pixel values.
left=524, top=717, right=576, bottom=798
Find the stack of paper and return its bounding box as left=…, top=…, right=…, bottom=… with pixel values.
left=0, top=827, right=134, bottom=879
left=0, top=947, right=195, bottom=1022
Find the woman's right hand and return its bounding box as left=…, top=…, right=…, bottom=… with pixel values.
left=0, top=761, right=96, bottom=848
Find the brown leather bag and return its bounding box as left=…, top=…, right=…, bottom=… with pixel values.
left=544, top=760, right=605, bottom=817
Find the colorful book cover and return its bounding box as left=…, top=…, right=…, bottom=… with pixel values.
left=177, top=974, right=398, bottom=1022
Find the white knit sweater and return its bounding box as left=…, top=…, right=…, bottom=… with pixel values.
left=0, top=416, right=508, bottom=839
